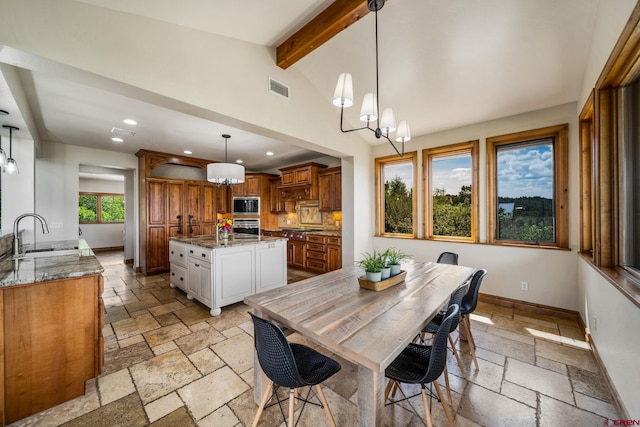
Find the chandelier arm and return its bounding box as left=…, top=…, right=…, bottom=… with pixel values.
left=379, top=132, right=404, bottom=157
left=339, top=105, right=375, bottom=134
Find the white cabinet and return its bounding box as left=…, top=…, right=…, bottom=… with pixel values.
left=169, top=241, right=187, bottom=291
left=168, top=238, right=286, bottom=316
left=255, top=240, right=287, bottom=293
left=186, top=245, right=213, bottom=309
left=215, top=244, right=255, bottom=308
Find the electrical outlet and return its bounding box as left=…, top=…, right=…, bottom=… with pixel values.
left=50, top=222, right=63, bottom=229
left=520, top=281, right=528, bottom=291
left=593, top=316, right=598, bottom=331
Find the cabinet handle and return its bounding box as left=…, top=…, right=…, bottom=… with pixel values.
left=195, top=263, right=200, bottom=267
left=201, top=253, right=206, bottom=258
left=180, top=277, right=184, bottom=281
left=190, top=250, right=194, bottom=254
left=171, top=250, right=174, bottom=254
left=180, top=254, right=183, bottom=257
left=171, top=272, right=175, bottom=276
left=177, top=215, right=183, bottom=234
left=188, top=214, right=194, bottom=235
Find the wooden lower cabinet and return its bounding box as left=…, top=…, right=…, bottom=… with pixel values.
left=1, top=275, right=103, bottom=425
left=288, top=240, right=306, bottom=269
left=304, top=234, right=342, bottom=273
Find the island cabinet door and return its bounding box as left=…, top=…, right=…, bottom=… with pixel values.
left=214, top=245, right=256, bottom=307
left=255, top=241, right=287, bottom=293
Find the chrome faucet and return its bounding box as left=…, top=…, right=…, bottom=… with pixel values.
left=13, top=213, right=50, bottom=256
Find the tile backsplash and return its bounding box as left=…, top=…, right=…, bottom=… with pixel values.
left=277, top=201, right=341, bottom=230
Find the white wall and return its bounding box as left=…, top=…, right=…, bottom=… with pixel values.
left=575, top=0, right=640, bottom=417
left=578, top=259, right=640, bottom=417
left=78, top=177, right=125, bottom=250
left=35, top=143, right=138, bottom=264
left=372, top=102, right=580, bottom=310
left=1, top=135, right=36, bottom=237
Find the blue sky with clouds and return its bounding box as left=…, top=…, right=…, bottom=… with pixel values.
left=431, top=153, right=471, bottom=195
left=497, top=142, right=553, bottom=199
left=384, top=162, right=413, bottom=190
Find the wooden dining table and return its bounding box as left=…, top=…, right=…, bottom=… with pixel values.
left=244, top=260, right=476, bottom=427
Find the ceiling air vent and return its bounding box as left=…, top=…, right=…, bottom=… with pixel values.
left=269, top=77, right=289, bottom=99
left=111, top=127, right=136, bottom=137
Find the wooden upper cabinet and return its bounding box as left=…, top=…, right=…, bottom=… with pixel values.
left=318, top=167, right=341, bottom=212
left=216, top=185, right=229, bottom=214
left=148, top=180, right=167, bottom=225
left=278, top=162, right=328, bottom=201
left=232, top=174, right=260, bottom=196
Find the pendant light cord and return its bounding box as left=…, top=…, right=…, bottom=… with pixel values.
left=374, top=7, right=380, bottom=132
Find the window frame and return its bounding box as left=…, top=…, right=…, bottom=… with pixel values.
left=486, top=124, right=569, bottom=249
left=422, top=140, right=479, bottom=242
left=79, top=192, right=125, bottom=224
left=375, top=151, right=418, bottom=238
left=577, top=2, right=640, bottom=306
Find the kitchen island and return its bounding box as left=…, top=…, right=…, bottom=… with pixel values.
left=0, top=239, right=104, bottom=425
left=169, top=234, right=287, bottom=316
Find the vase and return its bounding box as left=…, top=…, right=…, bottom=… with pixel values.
left=365, top=271, right=382, bottom=282
left=389, top=264, right=401, bottom=276
left=380, top=266, right=391, bottom=280
left=221, top=231, right=229, bottom=245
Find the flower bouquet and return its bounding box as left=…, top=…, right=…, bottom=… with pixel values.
left=217, top=218, right=233, bottom=244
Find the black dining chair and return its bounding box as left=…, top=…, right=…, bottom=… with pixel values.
left=249, top=312, right=342, bottom=427
left=436, top=251, right=459, bottom=265
left=459, top=268, right=488, bottom=371
left=385, top=304, right=459, bottom=427
left=417, top=284, right=468, bottom=402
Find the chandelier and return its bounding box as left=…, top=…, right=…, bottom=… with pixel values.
left=206, top=134, right=245, bottom=186
left=332, top=0, right=410, bottom=158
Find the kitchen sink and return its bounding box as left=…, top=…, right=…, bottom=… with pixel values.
left=15, top=247, right=79, bottom=259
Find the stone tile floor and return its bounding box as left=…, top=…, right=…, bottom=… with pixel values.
left=10, top=250, right=619, bottom=426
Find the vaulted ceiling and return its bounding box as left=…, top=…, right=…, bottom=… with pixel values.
left=0, top=0, right=599, bottom=171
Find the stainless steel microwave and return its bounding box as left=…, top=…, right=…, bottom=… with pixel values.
left=232, top=197, right=260, bottom=215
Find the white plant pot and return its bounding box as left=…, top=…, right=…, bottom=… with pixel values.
left=389, top=264, right=401, bottom=276
left=365, top=271, right=382, bottom=282
left=380, top=267, right=391, bottom=280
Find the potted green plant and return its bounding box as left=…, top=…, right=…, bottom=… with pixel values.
left=384, top=248, right=411, bottom=276
left=358, top=250, right=386, bottom=282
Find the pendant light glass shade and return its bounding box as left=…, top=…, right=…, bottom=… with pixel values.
left=380, top=108, right=396, bottom=133
left=4, top=158, right=18, bottom=174
left=359, top=93, right=378, bottom=122
left=206, top=134, right=245, bottom=185
left=332, top=73, right=353, bottom=107
left=0, top=147, right=7, bottom=169
left=2, top=125, right=19, bottom=174
left=395, top=120, right=411, bottom=143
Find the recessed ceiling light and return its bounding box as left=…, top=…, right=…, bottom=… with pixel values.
left=111, top=137, right=124, bottom=143
left=236, top=159, right=243, bottom=164
left=266, top=151, right=274, bottom=156
left=123, top=119, right=137, bottom=125
left=184, top=150, right=192, bottom=155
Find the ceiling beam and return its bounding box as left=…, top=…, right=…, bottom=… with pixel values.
left=276, top=0, right=371, bottom=69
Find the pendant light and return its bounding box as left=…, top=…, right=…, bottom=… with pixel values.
left=2, top=125, right=19, bottom=175
left=0, top=109, right=8, bottom=170
left=332, top=0, right=410, bottom=158
left=207, top=134, right=245, bottom=186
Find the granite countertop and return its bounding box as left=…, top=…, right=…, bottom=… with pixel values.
left=171, top=234, right=287, bottom=249
left=306, top=230, right=342, bottom=237
left=0, top=239, right=104, bottom=288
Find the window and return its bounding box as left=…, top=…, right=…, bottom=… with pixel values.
left=375, top=152, right=417, bottom=237
left=579, top=5, right=640, bottom=301
left=79, top=193, right=125, bottom=223
left=487, top=125, right=568, bottom=248
left=423, top=141, right=479, bottom=242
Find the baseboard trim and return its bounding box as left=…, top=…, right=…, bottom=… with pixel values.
left=478, top=293, right=580, bottom=321
left=125, top=258, right=134, bottom=265
left=584, top=327, right=630, bottom=418
left=92, top=246, right=125, bottom=253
